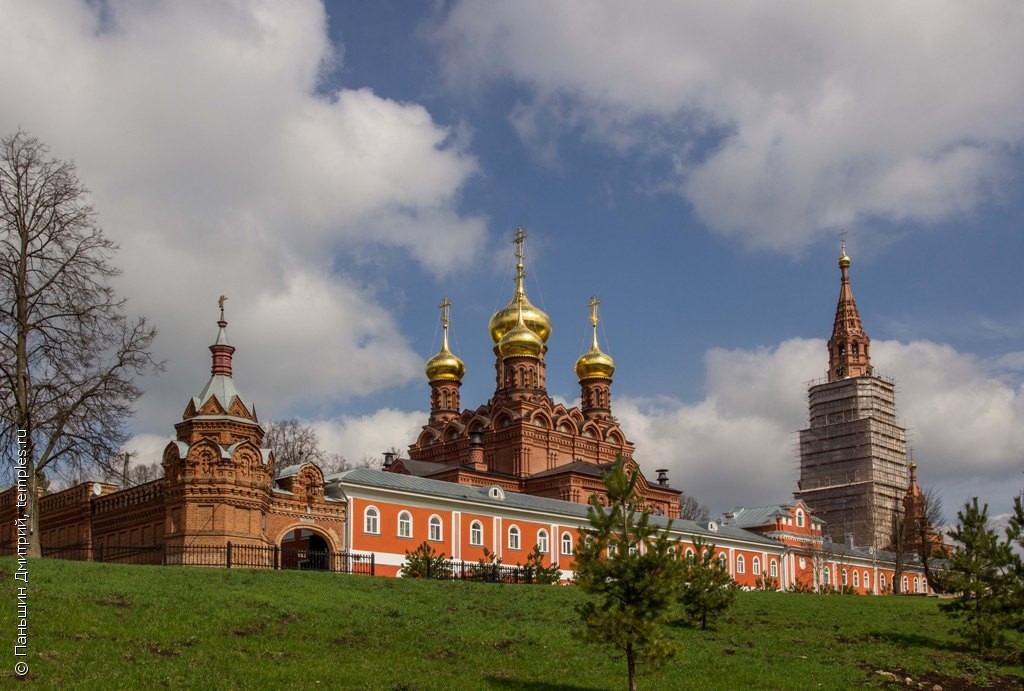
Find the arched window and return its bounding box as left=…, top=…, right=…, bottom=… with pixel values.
left=718, top=553, right=728, bottom=569
left=752, top=557, right=761, bottom=576
left=428, top=515, right=442, bottom=542
left=864, top=571, right=870, bottom=592
left=561, top=532, right=573, bottom=556
left=913, top=577, right=920, bottom=593
left=685, top=548, right=695, bottom=560
left=736, top=555, right=745, bottom=574
left=853, top=570, right=860, bottom=588
left=823, top=567, right=831, bottom=585
left=902, top=576, right=909, bottom=593
left=880, top=573, right=887, bottom=592
left=842, top=570, right=848, bottom=586
left=795, top=509, right=805, bottom=528
left=537, top=529, right=549, bottom=554
left=770, top=559, right=778, bottom=578
left=398, top=511, right=412, bottom=539
left=470, top=521, right=483, bottom=546
left=508, top=525, right=520, bottom=550
left=364, top=506, right=379, bottom=535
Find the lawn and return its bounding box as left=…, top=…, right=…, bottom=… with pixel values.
left=1, top=558, right=1021, bottom=690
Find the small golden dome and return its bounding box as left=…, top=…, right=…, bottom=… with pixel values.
left=575, top=296, right=615, bottom=380
left=425, top=345, right=465, bottom=382
left=838, top=236, right=851, bottom=268
left=498, top=301, right=544, bottom=359
left=425, top=296, right=465, bottom=382
left=575, top=347, right=615, bottom=380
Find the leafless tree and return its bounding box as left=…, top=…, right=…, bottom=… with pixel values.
left=0, top=131, right=160, bottom=557
left=917, top=485, right=946, bottom=590
left=264, top=418, right=349, bottom=474
left=678, top=492, right=710, bottom=523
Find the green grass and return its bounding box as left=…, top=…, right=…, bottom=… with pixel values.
left=1, top=558, right=1021, bottom=690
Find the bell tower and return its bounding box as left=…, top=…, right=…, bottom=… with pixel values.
left=796, top=237, right=908, bottom=549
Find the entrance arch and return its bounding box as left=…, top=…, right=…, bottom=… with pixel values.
left=279, top=527, right=334, bottom=571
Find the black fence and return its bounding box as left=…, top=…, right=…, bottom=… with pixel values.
left=2, top=543, right=374, bottom=575
left=415, top=558, right=552, bottom=584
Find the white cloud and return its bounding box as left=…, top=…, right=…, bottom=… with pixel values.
left=435, top=1, right=1024, bottom=250
left=312, top=409, right=427, bottom=465
left=616, top=338, right=1024, bottom=517
left=0, top=1, right=486, bottom=433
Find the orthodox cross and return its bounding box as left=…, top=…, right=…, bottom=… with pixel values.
left=587, top=295, right=601, bottom=328
left=839, top=228, right=848, bottom=254
left=438, top=296, right=452, bottom=329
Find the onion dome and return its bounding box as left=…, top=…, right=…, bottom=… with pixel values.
left=838, top=235, right=851, bottom=269
left=575, top=296, right=615, bottom=380
left=425, top=297, right=465, bottom=382
left=489, top=227, right=551, bottom=344
left=498, top=298, right=544, bottom=358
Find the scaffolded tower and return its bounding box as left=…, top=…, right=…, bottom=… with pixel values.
left=796, top=241, right=908, bottom=549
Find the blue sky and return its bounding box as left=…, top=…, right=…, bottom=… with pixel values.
left=2, top=1, right=1022, bottom=518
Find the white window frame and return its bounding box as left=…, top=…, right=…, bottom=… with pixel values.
left=537, top=529, right=549, bottom=554
left=470, top=520, right=483, bottom=546
left=561, top=532, right=573, bottom=556
left=508, top=525, right=521, bottom=551
left=796, top=509, right=805, bottom=528
left=428, top=515, right=442, bottom=542
left=364, top=506, right=379, bottom=535
left=853, top=570, right=860, bottom=588
left=770, top=559, right=778, bottom=578
left=736, top=554, right=745, bottom=574
left=752, top=556, right=761, bottom=576
left=397, top=511, right=413, bottom=539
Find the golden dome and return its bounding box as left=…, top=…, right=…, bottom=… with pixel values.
left=489, top=227, right=551, bottom=344
left=489, top=292, right=551, bottom=344
left=838, top=235, right=851, bottom=268
left=498, top=300, right=544, bottom=359
left=425, top=297, right=465, bottom=382
left=575, top=296, right=615, bottom=380
left=425, top=345, right=465, bottom=382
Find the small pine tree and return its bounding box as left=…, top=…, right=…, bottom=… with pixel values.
left=399, top=541, right=451, bottom=579
left=679, top=536, right=737, bottom=630
left=574, top=457, right=686, bottom=691
left=940, top=498, right=1015, bottom=655
left=521, top=544, right=561, bottom=585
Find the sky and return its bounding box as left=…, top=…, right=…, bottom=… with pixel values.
left=2, top=1, right=1022, bottom=520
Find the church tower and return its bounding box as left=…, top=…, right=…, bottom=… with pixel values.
left=400, top=228, right=680, bottom=517
left=161, top=301, right=276, bottom=549
left=795, top=240, right=908, bottom=549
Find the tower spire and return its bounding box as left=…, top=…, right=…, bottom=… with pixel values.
left=827, top=232, right=871, bottom=381
left=210, top=297, right=234, bottom=377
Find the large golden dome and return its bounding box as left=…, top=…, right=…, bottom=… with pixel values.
left=575, top=296, right=614, bottom=380
left=489, top=226, right=551, bottom=344
left=498, top=308, right=544, bottom=359
left=425, top=297, right=465, bottom=382
left=489, top=293, right=551, bottom=344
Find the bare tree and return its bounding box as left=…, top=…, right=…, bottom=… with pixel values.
left=263, top=418, right=349, bottom=474
left=0, top=131, right=159, bottom=557
left=916, top=485, right=946, bottom=590
left=678, top=492, right=710, bottom=523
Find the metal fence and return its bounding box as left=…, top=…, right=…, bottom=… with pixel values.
left=415, top=558, right=551, bottom=584
left=1, top=543, right=374, bottom=575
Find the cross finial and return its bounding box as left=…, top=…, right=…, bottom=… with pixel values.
left=438, top=296, right=452, bottom=329
left=217, top=294, right=228, bottom=320
left=839, top=228, right=848, bottom=255
left=587, top=295, right=601, bottom=328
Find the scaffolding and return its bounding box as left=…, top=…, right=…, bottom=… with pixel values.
left=795, top=375, right=908, bottom=550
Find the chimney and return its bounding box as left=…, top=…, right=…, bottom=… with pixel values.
left=655, top=468, right=669, bottom=487
left=468, top=431, right=486, bottom=471
left=846, top=533, right=855, bottom=549
left=382, top=452, right=395, bottom=469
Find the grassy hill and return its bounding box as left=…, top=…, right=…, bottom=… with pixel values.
left=1, top=558, right=1021, bottom=690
